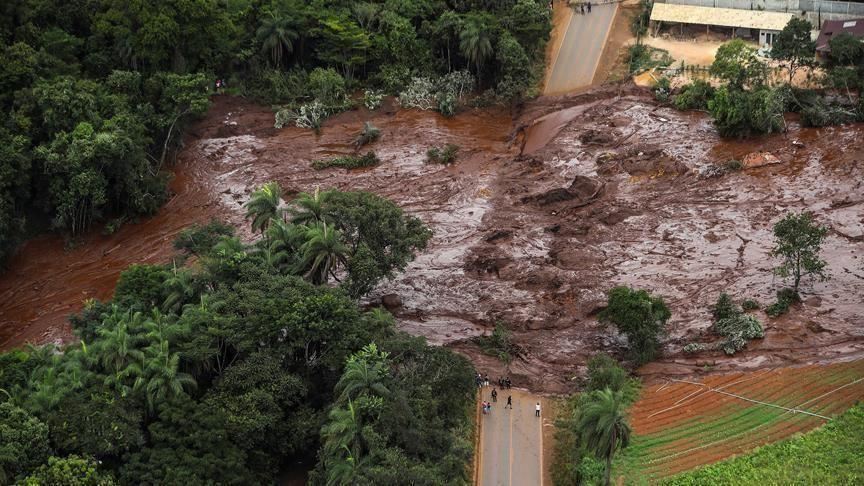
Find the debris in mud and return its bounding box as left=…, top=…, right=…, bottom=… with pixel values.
left=742, top=151, right=782, bottom=169
left=579, top=128, right=619, bottom=145
left=485, top=229, right=513, bottom=242
left=521, top=175, right=604, bottom=206
left=381, top=293, right=403, bottom=310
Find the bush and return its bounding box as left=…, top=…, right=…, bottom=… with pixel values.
left=374, top=64, right=412, bottom=93
left=308, top=67, right=346, bottom=106
left=653, top=77, right=672, bottom=102
left=628, top=44, right=673, bottom=74
left=674, top=80, right=715, bottom=110
left=245, top=68, right=309, bottom=104
left=353, top=122, right=380, bottom=148
left=585, top=354, right=639, bottom=403
left=714, top=314, right=764, bottom=355
left=471, top=322, right=519, bottom=362
left=766, top=287, right=801, bottom=317
left=363, top=89, right=384, bottom=110
left=683, top=343, right=707, bottom=354
left=598, top=287, right=671, bottom=365
left=741, top=299, right=760, bottom=311
left=711, top=293, right=740, bottom=321
left=399, top=77, right=437, bottom=110
left=311, top=152, right=381, bottom=170
left=426, top=144, right=459, bottom=164
left=436, top=91, right=457, bottom=117
left=709, top=86, right=785, bottom=138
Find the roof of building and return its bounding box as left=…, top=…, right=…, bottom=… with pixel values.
left=650, top=3, right=795, bottom=32
left=815, top=18, right=864, bottom=52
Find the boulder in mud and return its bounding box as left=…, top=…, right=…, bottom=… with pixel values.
left=381, top=293, right=402, bottom=310
left=521, top=176, right=603, bottom=206
left=742, top=152, right=781, bottom=169
left=579, top=128, right=618, bottom=145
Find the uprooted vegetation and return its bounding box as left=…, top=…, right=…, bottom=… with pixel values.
left=685, top=293, right=764, bottom=355
left=426, top=144, right=460, bottom=164
left=311, top=151, right=380, bottom=170
left=471, top=322, right=520, bottom=363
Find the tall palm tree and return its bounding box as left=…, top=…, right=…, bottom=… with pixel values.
left=244, top=181, right=284, bottom=236
left=321, top=401, right=366, bottom=485
left=289, top=187, right=332, bottom=226
left=335, top=345, right=390, bottom=404
left=264, top=218, right=305, bottom=270
left=295, top=222, right=349, bottom=285
left=96, top=317, right=144, bottom=396
left=162, top=265, right=197, bottom=314
left=135, top=349, right=197, bottom=413
left=256, top=11, right=299, bottom=67
left=577, top=388, right=632, bottom=486
left=459, top=20, right=493, bottom=79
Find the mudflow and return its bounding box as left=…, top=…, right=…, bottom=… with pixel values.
left=1, top=85, right=863, bottom=393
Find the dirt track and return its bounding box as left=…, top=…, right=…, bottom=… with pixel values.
left=2, top=87, right=863, bottom=395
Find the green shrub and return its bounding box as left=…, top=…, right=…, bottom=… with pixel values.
left=245, top=68, right=309, bottom=104
left=714, top=314, right=764, bottom=355
left=363, top=89, right=384, bottom=110
left=353, top=122, right=380, bottom=148
left=725, top=159, right=743, bottom=171
left=426, top=144, right=459, bottom=164
left=674, top=80, right=715, bottom=110
left=711, top=293, right=740, bottom=321
left=628, top=45, right=673, bottom=74
left=471, top=322, right=519, bottom=362
left=766, top=287, right=800, bottom=317
left=683, top=343, right=707, bottom=354
left=598, top=287, right=671, bottom=365
left=312, top=152, right=381, bottom=170
left=741, top=299, right=760, bottom=311
left=308, top=67, right=346, bottom=106
left=653, top=77, right=672, bottom=102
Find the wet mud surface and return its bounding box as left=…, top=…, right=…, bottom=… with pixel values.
left=2, top=88, right=863, bottom=394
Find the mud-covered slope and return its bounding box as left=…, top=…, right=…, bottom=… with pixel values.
left=2, top=89, right=862, bottom=395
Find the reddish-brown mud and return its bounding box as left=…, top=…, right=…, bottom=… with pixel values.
left=2, top=87, right=863, bottom=396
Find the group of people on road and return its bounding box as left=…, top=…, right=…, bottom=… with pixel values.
left=476, top=373, right=513, bottom=389
left=577, top=1, right=593, bottom=14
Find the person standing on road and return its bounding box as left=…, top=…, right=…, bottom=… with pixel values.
left=506, top=395, right=513, bottom=409
left=535, top=402, right=541, bottom=417
left=587, top=2, right=592, bottom=13
left=491, top=388, right=498, bottom=402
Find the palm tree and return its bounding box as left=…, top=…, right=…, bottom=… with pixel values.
left=244, top=181, right=284, bottom=236
left=321, top=401, right=366, bottom=485
left=295, top=222, right=349, bottom=285
left=264, top=218, right=305, bottom=270
left=162, top=265, right=197, bottom=314
left=256, top=11, right=299, bottom=67
left=289, top=187, right=332, bottom=226
left=335, top=343, right=390, bottom=403
left=96, top=316, right=145, bottom=396
left=577, top=388, right=632, bottom=486
left=135, top=349, right=197, bottom=413
left=459, top=20, right=493, bottom=80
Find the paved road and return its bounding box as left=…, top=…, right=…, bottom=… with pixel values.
left=477, top=388, right=546, bottom=486
left=544, top=3, right=619, bottom=94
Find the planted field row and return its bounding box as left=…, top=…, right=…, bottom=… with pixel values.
left=616, top=359, right=864, bottom=481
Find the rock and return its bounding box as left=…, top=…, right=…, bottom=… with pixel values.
left=381, top=294, right=402, bottom=310
left=520, top=176, right=603, bottom=206
left=485, top=229, right=513, bottom=242
left=742, top=152, right=782, bottom=169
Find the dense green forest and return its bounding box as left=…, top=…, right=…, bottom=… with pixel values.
left=0, top=0, right=551, bottom=264
left=0, top=187, right=477, bottom=484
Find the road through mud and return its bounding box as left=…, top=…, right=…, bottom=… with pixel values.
left=1, top=88, right=863, bottom=394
